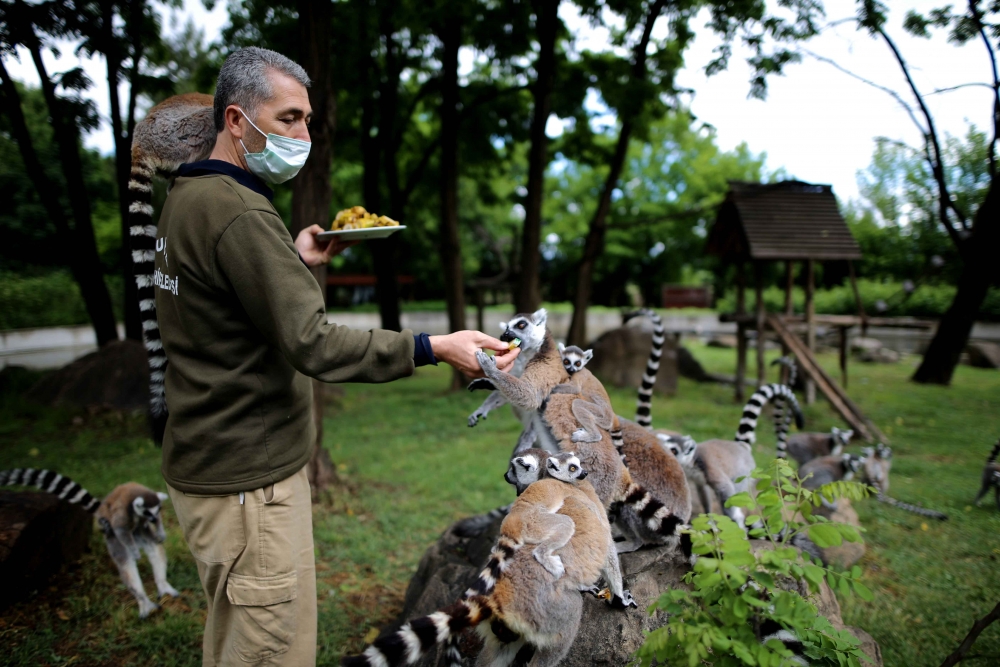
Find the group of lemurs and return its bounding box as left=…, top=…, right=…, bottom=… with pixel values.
left=0, top=92, right=996, bottom=663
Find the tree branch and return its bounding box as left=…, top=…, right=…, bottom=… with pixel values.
left=939, top=600, right=1000, bottom=667
left=968, top=0, right=999, bottom=178
left=399, top=135, right=441, bottom=209
left=925, top=82, right=995, bottom=96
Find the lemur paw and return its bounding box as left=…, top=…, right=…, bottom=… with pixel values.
left=137, top=600, right=160, bottom=619
left=538, top=554, right=565, bottom=579
left=159, top=584, right=180, bottom=599
left=468, top=411, right=485, bottom=427
left=581, top=586, right=605, bottom=598
left=475, top=350, right=497, bottom=376
left=609, top=590, right=638, bottom=609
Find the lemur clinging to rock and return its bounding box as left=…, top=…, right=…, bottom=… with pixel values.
left=0, top=469, right=179, bottom=618
left=344, top=452, right=620, bottom=667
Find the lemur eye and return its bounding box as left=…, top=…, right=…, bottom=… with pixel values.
left=517, top=322, right=526, bottom=329
left=569, top=465, right=578, bottom=472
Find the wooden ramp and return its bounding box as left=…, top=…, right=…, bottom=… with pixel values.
left=766, top=313, right=887, bottom=443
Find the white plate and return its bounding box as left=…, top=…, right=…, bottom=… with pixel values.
left=316, top=226, right=406, bottom=242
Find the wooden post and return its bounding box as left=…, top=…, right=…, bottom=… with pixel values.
left=848, top=259, right=867, bottom=337
left=784, top=260, right=794, bottom=316
left=805, top=259, right=816, bottom=404
left=755, top=262, right=766, bottom=386
left=735, top=262, right=747, bottom=402
left=839, top=326, right=848, bottom=388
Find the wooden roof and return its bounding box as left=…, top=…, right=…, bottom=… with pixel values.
left=706, top=180, right=862, bottom=261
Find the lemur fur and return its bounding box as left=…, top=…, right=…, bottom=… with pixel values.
left=0, top=469, right=178, bottom=617
left=974, top=438, right=1000, bottom=510
left=735, top=383, right=803, bottom=448
left=476, top=331, right=690, bottom=556
left=343, top=456, right=617, bottom=667
left=786, top=427, right=853, bottom=466
left=624, top=308, right=665, bottom=428
left=128, top=93, right=216, bottom=444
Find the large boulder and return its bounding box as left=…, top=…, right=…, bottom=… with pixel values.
left=965, top=341, right=1000, bottom=369
left=382, top=517, right=881, bottom=666
left=0, top=490, right=92, bottom=610
left=27, top=340, right=149, bottom=411
left=587, top=325, right=678, bottom=395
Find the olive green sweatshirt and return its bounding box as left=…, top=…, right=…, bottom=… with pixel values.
left=154, top=165, right=415, bottom=494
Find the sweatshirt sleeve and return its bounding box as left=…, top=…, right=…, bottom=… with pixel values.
left=214, top=209, right=415, bottom=383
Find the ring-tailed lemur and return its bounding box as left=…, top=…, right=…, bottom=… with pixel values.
left=476, top=328, right=691, bottom=557
left=0, top=469, right=179, bottom=617
left=735, top=383, right=803, bottom=448
left=974, top=438, right=1000, bottom=510
left=344, top=454, right=620, bottom=667
left=769, top=356, right=798, bottom=458
left=786, top=427, right=853, bottom=466
left=128, top=93, right=217, bottom=444
left=557, top=342, right=592, bottom=375
left=624, top=308, right=665, bottom=429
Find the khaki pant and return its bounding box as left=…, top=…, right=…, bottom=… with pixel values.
left=168, top=465, right=316, bottom=666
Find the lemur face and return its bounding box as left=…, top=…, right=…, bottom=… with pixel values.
left=862, top=447, right=892, bottom=493
left=499, top=308, right=547, bottom=349
left=132, top=493, right=168, bottom=543
left=832, top=428, right=854, bottom=447
left=558, top=344, right=593, bottom=374
left=546, top=453, right=587, bottom=482
left=658, top=434, right=697, bottom=466
left=507, top=453, right=542, bottom=490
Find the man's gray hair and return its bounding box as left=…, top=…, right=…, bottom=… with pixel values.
left=213, top=47, right=311, bottom=132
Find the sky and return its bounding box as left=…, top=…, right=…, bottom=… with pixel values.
left=3, top=0, right=994, bottom=205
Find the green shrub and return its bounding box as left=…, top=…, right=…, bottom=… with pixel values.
left=635, top=459, right=874, bottom=667
left=0, top=271, right=123, bottom=330
left=716, top=279, right=1000, bottom=321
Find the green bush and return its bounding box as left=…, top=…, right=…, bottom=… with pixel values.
left=716, top=279, right=1000, bottom=321
left=0, top=271, right=123, bottom=330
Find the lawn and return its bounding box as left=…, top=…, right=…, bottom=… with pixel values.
left=0, top=343, right=998, bottom=666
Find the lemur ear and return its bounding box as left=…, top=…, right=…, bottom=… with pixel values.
left=844, top=429, right=854, bottom=440
left=133, top=496, right=145, bottom=509
left=831, top=427, right=841, bottom=436
left=558, top=342, right=565, bottom=352
left=531, top=308, right=547, bottom=326
left=582, top=349, right=593, bottom=363
left=498, top=321, right=508, bottom=331
left=157, top=492, right=169, bottom=502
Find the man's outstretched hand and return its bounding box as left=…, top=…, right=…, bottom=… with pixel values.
left=430, top=331, right=520, bottom=378
left=295, top=224, right=357, bottom=267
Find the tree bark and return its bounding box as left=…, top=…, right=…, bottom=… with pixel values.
left=514, top=0, right=560, bottom=313
left=438, top=15, right=467, bottom=387
left=292, top=0, right=338, bottom=498
left=100, top=0, right=143, bottom=341
left=913, top=179, right=1000, bottom=384
left=565, top=0, right=665, bottom=346
left=11, top=33, right=118, bottom=346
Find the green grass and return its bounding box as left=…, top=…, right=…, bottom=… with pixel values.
left=1, top=347, right=999, bottom=666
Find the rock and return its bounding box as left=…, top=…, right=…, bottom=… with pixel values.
left=384, top=517, right=881, bottom=666
left=707, top=334, right=738, bottom=349
left=27, top=340, right=149, bottom=411
left=858, top=347, right=900, bottom=364
left=0, top=490, right=92, bottom=610
left=851, top=337, right=882, bottom=355
left=965, top=341, right=1000, bottom=369
left=587, top=326, right=677, bottom=395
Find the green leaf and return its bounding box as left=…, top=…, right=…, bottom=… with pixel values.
left=726, top=492, right=755, bottom=508
left=838, top=575, right=851, bottom=597
left=809, top=524, right=843, bottom=548
left=851, top=565, right=862, bottom=579
left=837, top=524, right=863, bottom=543
left=852, top=581, right=874, bottom=601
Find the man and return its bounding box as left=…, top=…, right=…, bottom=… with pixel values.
left=155, top=47, right=518, bottom=666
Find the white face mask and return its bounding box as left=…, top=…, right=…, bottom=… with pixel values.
left=238, top=108, right=311, bottom=185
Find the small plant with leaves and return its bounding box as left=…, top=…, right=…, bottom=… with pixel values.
left=636, top=458, right=876, bottom=667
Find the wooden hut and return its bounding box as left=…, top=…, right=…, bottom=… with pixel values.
left=707, top=180, right=862, bottom=404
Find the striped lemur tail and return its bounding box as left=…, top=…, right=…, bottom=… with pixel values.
left=625, top=309, right=665, bottom=429
left=0, top=468, right=101, bottom=513
left=128, top=153, right=169, bottom=444
left=736, top=383, right=803, bottom=448
left=620, top=478, right=686, bottom=539
left=877, top=493, right=948, bottom=521
left=769, top=357, right=799, bottom=458
left=342, top=596, right=495, bottom=667
left=988, top=439, right=1000, bottom=465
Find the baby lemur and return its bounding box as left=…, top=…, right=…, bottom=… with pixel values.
left=344, top=452, right=617, bottom=667
left=0, top=469, right=178, bottom=617
left=974, top=438, right=1000, bottom=510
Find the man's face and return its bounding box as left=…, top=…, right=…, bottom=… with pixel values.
left=238, top=70, right=312, bottom=153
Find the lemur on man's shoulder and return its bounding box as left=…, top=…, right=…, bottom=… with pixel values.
left=974, top=438, right=1000, bottom=510
left=476, top=327, right=691, bottom=558
left=0, top=469, right=179, bottom=618
left=343, top=451, right=621, bottom=667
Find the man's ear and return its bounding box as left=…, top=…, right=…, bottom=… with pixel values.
left=224, top=105, right=247, bottom=140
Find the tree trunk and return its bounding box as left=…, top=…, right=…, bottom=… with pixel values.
left=565, top=0, right=665, bottom=346
left=292, top=0, right=338, bottom=497
left=14, top=36, right=118, bottom=346
left=913, top=179, right=999, bottom=384
left=439, top=15, right=468, bottom=388
left=514, top=0, right=560, bottom=313
left=101, top=0, right=142, bottom=341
